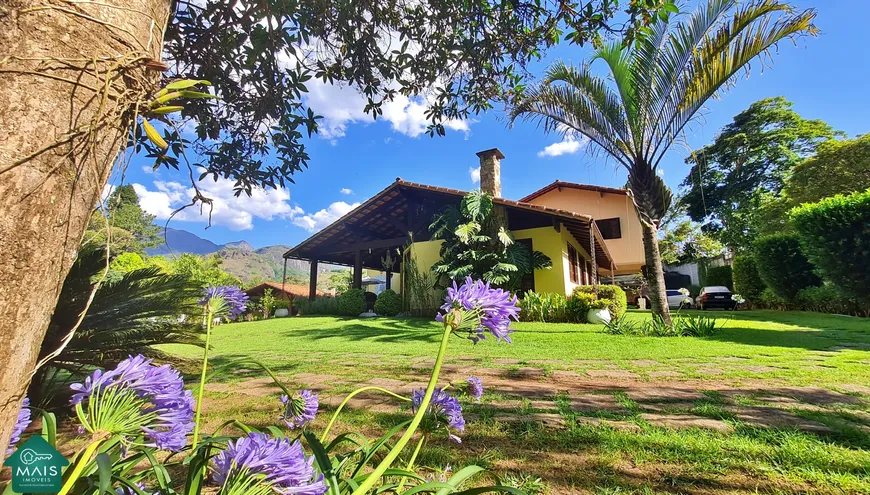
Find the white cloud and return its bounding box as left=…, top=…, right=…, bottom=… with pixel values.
left=132, top=177, right=305, bottom=231
left=292, top=201, right=361, bottom=232
left=469, top=167, right=480, bottom=184
left=142, top=165, right=155, bottom=174
left=537, top=135, right=587, bottom=158
left=656, top=168, right=665, bottom=177
left=303, top=79, right=471, bottom=141
left=340, top=188, right=353, bottom=195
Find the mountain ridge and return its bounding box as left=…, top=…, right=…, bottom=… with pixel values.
left=146, top=227, right=339, bottom=284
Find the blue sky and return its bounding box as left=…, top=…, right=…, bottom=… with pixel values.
left=121, top=0, right=870, bottom=249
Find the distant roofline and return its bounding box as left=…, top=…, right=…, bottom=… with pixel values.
left=519, top=180, right=628, bottom=203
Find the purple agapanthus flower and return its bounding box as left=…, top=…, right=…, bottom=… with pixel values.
left=212, top=432, right=327, bottom=495
left=280, top=390, right=318, bottom=430
left=115, top=482, right=149, bottom=495
left=411, top=388, right=465, bottom=443
left=69, top=355, right=194, bottom=452
left=199, top=285, right=249, bottom=318
left=466, top=376, right=484, bottom=402
left=6, top=397, right=32, bottom=455
left=437, top=277, right=520, bottom=343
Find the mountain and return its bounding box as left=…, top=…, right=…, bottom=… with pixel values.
left=146, top=227, right=341, bottom=284
left=222, top=240, right=255, bottom=251
left=147, top=227, right=222, bottom=255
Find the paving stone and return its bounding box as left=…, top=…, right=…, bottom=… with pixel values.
left=493, top=358, right=521, bottom=365
left=492, top=413, right=565, bottom=428
left=528, top=359, right=564, bottom=365
left=365, top=377, right=407, bottom=388
left=641, top=413, right=733, bottom=433
left=838, top=384, right=870, bottom=395
left=586, top=370, right=638, bottom=379
left=715, top=356, right=749, bottom=362
left=639, top=402, right=696, bottom=413
left=627, top=387, right=704, bottom=401
left=762, top=386, right=861, bottom=405
left=575, top=417, right=642, bottom=432
left=696, top=368, right=725, bottom=375
left=648, top=371, right=682, bottom=378
left=508, top=367, right=546, bottom=379
left=527, top=399, right=558, bottom=411
left=570, top=394, right=624, bottom=413
left=741, top=366, right=779, bottom=373
left=727, top=406, right=833, bottom=433
left=549, top=370, right=586, bottom=381
left=629, top=360, right=660, bottom=367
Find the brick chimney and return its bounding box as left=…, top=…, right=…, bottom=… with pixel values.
left=476, top=148, right=504, bottom=198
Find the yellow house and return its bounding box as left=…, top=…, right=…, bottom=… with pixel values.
left=284, top=148, right=643, bottom=301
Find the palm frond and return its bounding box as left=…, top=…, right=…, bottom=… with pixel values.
left=33, top=249, right=204, bottom=406
left=652, top=0, right=817, bottom=163
left=510, top=79, right=634, bottom=168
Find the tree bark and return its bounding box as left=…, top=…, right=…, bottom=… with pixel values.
left=640, top=221, right=672, bottom=325
left=0, top=0, right=170, bottom=454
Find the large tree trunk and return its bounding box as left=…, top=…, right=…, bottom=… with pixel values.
left=0, top=0, right=170, bottom=454
left=640, top=221, right=672, bottom=325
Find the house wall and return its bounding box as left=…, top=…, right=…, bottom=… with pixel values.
left=525, top=188, right=645, bottom=275
left=512, top=225, right=593, bottom=296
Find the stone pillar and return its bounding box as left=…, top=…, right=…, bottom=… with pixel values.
left=476, top=148, right=504, bottom=198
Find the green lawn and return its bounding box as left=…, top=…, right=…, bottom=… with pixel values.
left=165, top=310, right=870, bottom=494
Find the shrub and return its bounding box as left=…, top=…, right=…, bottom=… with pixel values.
left=572, top=285, right=627, bottom=319
left=790, top=189, right=870, bottom=303
left=589, top=298, right=611, bottom=310
left=374, top=289, right=402, bottom=316
left=760, top=287, right=790, bottom=310
left=296, top=296, right=341, bottom=315
left=338, top=288, right=367, bottom=316
left=569, top=293, right=595, bottom=323
left=688, top=284, right=702, bottom=298
left=796, top=285, right=859, bottom=315
left=704, top=265, right=733, bottom=289
left=753, top=233, right=821, bottom=301
left=732, top=255, right=766, bottom=304
left=519, top=291, right=572, bottom=323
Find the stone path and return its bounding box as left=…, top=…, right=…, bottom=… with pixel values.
left=207, top=363, right=868, bottom=436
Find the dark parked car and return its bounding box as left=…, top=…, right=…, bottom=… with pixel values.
left=696, top=286, right=736, bottom=310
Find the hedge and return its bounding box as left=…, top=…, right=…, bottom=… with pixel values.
left=373, top=289, right=402, bottom=316
left=790, top=189, right=870, bottom=303
left=731, top=255, right=766, bottom=303
left=572, top=285, right=627, bottom=319
left=753, top=233, right=821, bottom=301
left=704, top=265, right=733, bottom=289
left=338, top=288, right=367, bottom=316
left=294, top=296, right=340, bottom=315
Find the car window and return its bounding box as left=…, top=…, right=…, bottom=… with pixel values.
left=705, top=286, right=730, bottom=292
left=666, top=290, right=680, bottom=296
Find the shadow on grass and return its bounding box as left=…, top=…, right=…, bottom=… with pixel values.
left=283, top=318, right=444, bottom=345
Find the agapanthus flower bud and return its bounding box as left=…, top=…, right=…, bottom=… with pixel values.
left=212, top=432, right=327, bottom=495
left=280, top=390, right=318, bottom=430
left=466, top=376, right=484, bottom=402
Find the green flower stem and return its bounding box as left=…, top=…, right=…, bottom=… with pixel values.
left=319, top=386, right=411, bottom=443
left=396, top=434, right=427, bottom=492
left=350, top=323, right=453, bottom=495
left=192, top=309, right=213, bottom=450
left=57, top=438, right=103, bottom=495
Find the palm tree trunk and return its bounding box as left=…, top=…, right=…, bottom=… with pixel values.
left=0, top=0, right=170, bottom=454
left=640, top=221, right=672, bottom=325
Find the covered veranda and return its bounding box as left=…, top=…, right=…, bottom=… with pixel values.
left=282, top=179, right=616, bottom=301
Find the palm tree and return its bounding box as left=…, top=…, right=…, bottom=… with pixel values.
left=510, top=0, right=816, bottom=323
left=29, top=249, right=204, bottom=407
